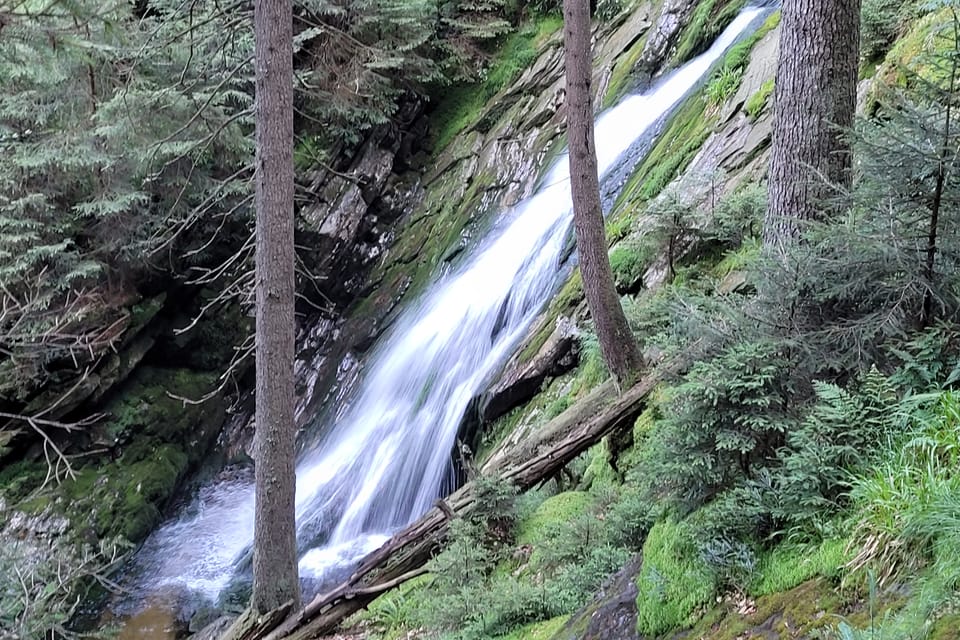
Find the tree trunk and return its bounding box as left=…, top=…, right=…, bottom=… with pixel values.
left=252, top=0, right=299, bottom=614
left=764, top=0, right=861, bottom=256
left=563, top=0, right=644, bottom=386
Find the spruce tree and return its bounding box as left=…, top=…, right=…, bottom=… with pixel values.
left=764, top=0, right=861, bottom=255
left=563, top=0, right=643, bottom=386
left=251, top=0, right=300, bottom=614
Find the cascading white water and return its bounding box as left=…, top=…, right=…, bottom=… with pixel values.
left=126, top=6, right=766, bottom=607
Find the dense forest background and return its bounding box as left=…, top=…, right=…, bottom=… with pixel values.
left=3, top=0, right=960, bottom=638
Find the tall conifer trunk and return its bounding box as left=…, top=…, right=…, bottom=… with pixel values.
left=252, top=0, right=300, bottom=614
left=563, top=0, right=643, bottom=386
left=764, top=0, right=861, bottom=255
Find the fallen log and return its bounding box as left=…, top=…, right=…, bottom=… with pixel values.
left=232, top=352, right=691, bottom=640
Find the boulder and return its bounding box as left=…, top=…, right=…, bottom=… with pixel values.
left=550, top=555, right=643, bottom=640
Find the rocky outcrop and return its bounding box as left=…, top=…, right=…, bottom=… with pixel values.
left=289, top=5, right=675, bottom=436
left=297, top=98, right=429, bottom=309
left=692, top=23, right=780, bottom=183
left=551, top=556, right=643, bottom=640
left=639, top=0, right=699, bottom=74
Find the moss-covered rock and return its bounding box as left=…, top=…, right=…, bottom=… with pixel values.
left=635, top=517, right=716, bottom=635
left=878, top=8, right=957, bottom=90
left=498, top=615, right=570, bottom=640
left=549, top=556, right=642, bottom=640
left=679, top=578, right=869, bottom=640
left=744, top=77, right=775, bottom=121
left=6, top=366, right=227, bottom=544
left=672, top=0, right=747, bottom=65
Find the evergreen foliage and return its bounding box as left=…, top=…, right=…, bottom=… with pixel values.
left=0, top=0, right=549, bottom=407
left=0, top=0, right=252, bottom=401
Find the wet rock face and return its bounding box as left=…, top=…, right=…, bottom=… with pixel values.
left=551, top=555, right=643, bottom=640
left=640, top=0, right=699, bottom=74
left=481, top=316, right=580, bottom=425
left=297, top=98, right=429, bottom=311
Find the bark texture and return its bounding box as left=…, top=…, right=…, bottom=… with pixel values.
left=563, top=0, right=644, bottom=385
left=252, top=0, right=300, bottom=614
left=764, top=0, right=861, bottom=256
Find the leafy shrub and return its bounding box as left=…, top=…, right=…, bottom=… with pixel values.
left=0, top=537, right=127, bottom=638
left=710, top=182, right=766, bottom=247
left=635, top=339, right=797, bottom=510
left=602, top=486, right=656, bottom=550
left=887, top=324, right=960, bottom=392
left=549, top=545, right=633, bottom=610
left=417, top=519, right=501, bottom=633
left=700, top=536, right=757, bottom=591
left=773, top=369, right=901, bottom=537
left=861, top=0, right=904, bottom=63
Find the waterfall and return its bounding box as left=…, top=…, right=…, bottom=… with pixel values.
left=124, top=5, right=768, bottom=610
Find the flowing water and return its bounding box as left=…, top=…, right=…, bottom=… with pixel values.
left=121, top=5, right=768, bottom=622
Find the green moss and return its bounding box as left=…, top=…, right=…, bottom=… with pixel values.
left=880, top=8, right=956, bottom=89
left=750, top=538, right=848, bottom=597
left=12, top=366, right=227, bottom=544
left=518, top=319, right=559, bottom=365
left=429, top=15, right=562, bottom=154
left=115, top=445, right=189, bottom=540
left=614, top=12, right=780, bottom=211
left=494, top=615, right=569, bottom=640
left=930, top=613, right=960, bottom=640
left=571, top=337, right=609, bottom=395
left=429, top=84, right=488, bottom=155
left=485, top=17, right=562, bottom=98
left=0, top=459, right=48, bottom=503
left=615, top=93, right=712, bottom=208
left=603, top=29, right=652, bottom=108
left=674, top=0, right=716, bottom=64
left=683, top=579, right=847, bottom=640
left=722, top=10, right=780, bottom=71
left=617, top=405, right=658, bottom=471
left=581, top=439, right=619, bottom=491
left=100, top=367, right=220, bottom=448
left=635, top=518, right=716, bottom=635
left=552, top=271, right=583, bottom=314
left=604, top=209, right=636, bottom=242
left=516, top=491, right=594, bottom=547
left=126, top=294, right=166, bottom=334
left=673, top=0, right=747, bottom=65
left=609, top=239, right=649, bottom=292
left=544, top=394, right=572, bottom=419
left=744, top=78, right=774, bottom=121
